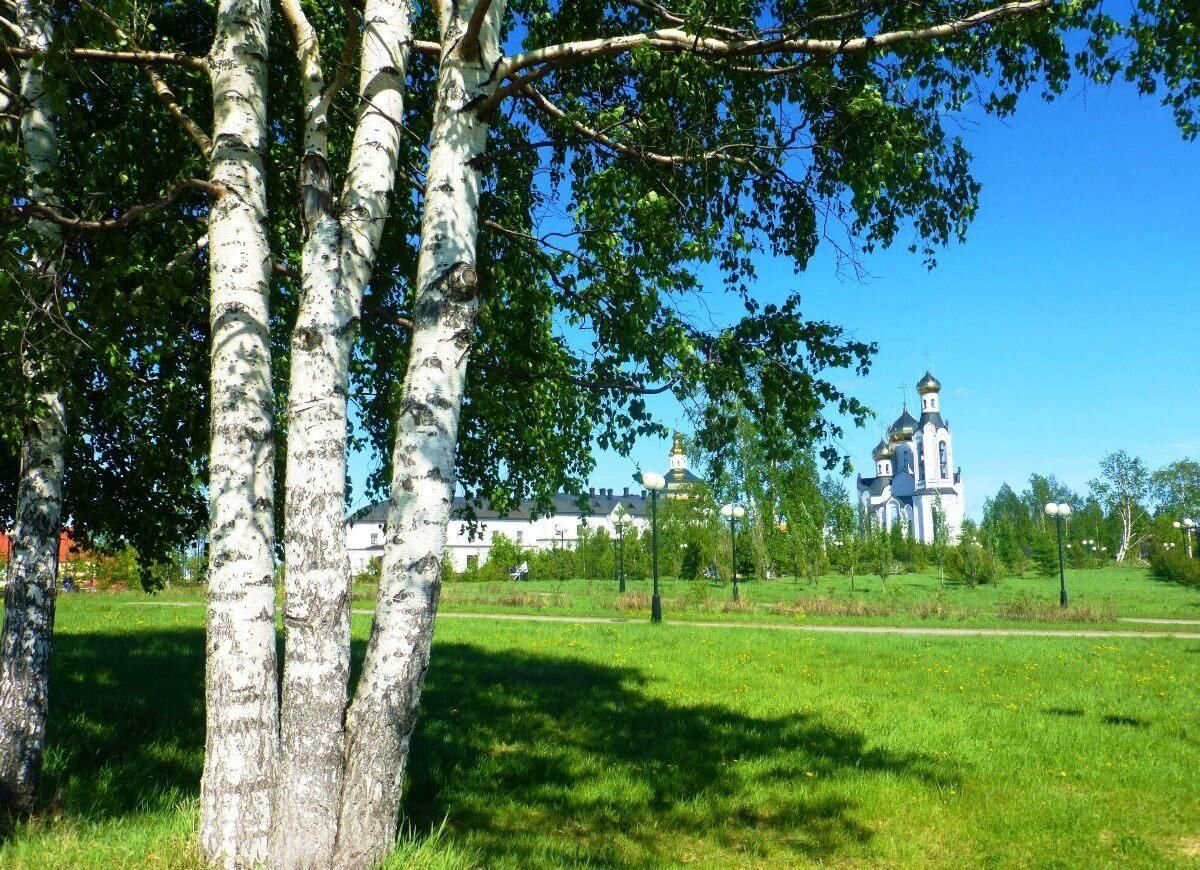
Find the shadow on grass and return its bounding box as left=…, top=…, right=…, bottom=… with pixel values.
left=8, top=625, right=955, bottom=867
left=404, top=642, right=953, bottom=867
left=37, top=626, right=207, bottom=823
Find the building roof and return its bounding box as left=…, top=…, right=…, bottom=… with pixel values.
left=664, top=466, right=704, bottom=489
left=859, top=474, right=893, bottom=497
left=915, top=486, right=959, bottom=496
left=349, top=490, right=651, bottom=526
left=871, top=439, right=893, bottom=459
left=888, top=407, right=918, bottom=442
left=919, top=410, right=948, bottom=430
left=916, top=371, right=942, bottom=394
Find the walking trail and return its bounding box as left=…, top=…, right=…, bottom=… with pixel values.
left=131, top=601, right=1200, bottom=640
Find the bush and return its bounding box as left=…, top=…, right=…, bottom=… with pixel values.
left=479, top=534, right=525, bottom=583
left=944, top=542, right=1002, bottom=587
left=355, top=556, right=382, bottom=586
left=1150, top=550, right=1200, bottom=588
left=996, top=594, right=1117, bottom=623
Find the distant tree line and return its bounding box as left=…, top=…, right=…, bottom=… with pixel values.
left=446, top=449, right=1200, bottom=591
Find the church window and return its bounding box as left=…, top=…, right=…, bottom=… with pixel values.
left=939, top=442, right=948, bottom=477
left=918, top=451, right=925, bottom=481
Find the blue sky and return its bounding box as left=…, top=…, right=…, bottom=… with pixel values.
left=585, top=82, right=1200, bottom=518
left=350, top=79, right=1200, bottom=519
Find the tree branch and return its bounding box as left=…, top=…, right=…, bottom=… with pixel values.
left=2, top=178, right=223, bottom=232
left=485, top=361, right=679, bottom=396
left=623, top=0, right=749, bottom=39
left=458, top=0, right=495, bottom=60
left=279, top=0, right=328, bottom=155
left=2, top=43, right=209, bottom=71
left=500, top=0, right=1052, bottom=79
left=317, top=0, right=363, bottom=122
left=519, top=85, right=771, bottom=175
left=77, top=0, right=212, bottom=156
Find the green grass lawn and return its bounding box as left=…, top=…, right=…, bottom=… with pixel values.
left=427, top=565, right=1200, bottom=630
left=137, top=566, right=1200, bottom=631
left=1, top=596, right=1198, bottom=867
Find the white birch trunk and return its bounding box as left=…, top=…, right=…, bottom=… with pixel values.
left=0, top=0, right=66, bottom=818
left=199, top=0, right=279, bottom=864
left=333, top=5, right=504, bottom=865
left=0, top=389, right=66, bottom=815
left=273, top=1, right=412, bottom=865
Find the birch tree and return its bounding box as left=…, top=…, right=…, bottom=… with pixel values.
left=198, top=0, right=280, bottom=863
left=1089, top=450, right=1152, bottom=563
left=0, top=0, right=215, bottom=813
left=339, top=1, right=1102, bottom=860
left=2, top=0, right=1126, bottom=864
left=271, top=0, right=414, bottom=863
left=0, top=0, right=66, bottom=815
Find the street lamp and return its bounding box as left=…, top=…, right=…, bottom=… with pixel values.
left=1173, top=518, right=1196, bottom=558
left=609, top=505, right=629, bottom=593
left=1044, top=502, right=1072, bottom=608
left=721, top=503, right=747, bottom=601
left=642, top=472, right=667, bottom=623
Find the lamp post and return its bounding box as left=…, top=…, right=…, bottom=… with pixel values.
left=1043, top=502, right=1072, bottom=608
left=609, top=506, right=628, bottom=592
left=721, top=503, right=746, bottom=601
left=642, top=472, right=667, bottom=623
left=1173, top=518, right=1196, bottom=558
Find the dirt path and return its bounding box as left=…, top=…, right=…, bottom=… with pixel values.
left=432, top=611, right=1200, bottom=639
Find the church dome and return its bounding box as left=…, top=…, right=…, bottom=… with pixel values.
left=872, top=439, right=893, bottom=460
left=916, top=371, right=942, bottom=394
left=888, top=408, right=917, bottom=442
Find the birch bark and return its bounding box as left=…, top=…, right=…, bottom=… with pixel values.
left=199, top=0, right=279, bottom=864
left=273, top=0, right=411, bottom=865
left=0, top=0, right=67, bottom=818
left=333, top=4, right=505, bottom=865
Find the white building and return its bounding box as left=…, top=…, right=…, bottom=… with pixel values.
left=856, top=371, right=964, bottom=543
left=347, top=434, right=704, bottom=572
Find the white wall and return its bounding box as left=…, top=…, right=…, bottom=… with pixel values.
left=348, top=510, right=651, bottom=573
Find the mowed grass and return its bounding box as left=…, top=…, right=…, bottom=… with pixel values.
left=139, top=566, right=1200, bottom=631
left=1, top=596, right=1198, bottom=867
left=430, top=565, right=1200, bottom=629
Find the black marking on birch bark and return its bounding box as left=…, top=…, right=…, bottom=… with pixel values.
left=410, top=552, right=440, bottom=575
left=299, top=153, right=334, bottom=240
left=295, top=325, right=322, bottom=351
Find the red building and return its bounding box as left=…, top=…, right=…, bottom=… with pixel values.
left=0, top=529, right=84, bottom=566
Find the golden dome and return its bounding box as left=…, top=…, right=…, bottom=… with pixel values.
left=916, top=371, right=942, bottom=394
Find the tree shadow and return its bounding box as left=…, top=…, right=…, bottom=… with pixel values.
left=403, top=642, right=954, bottom=867
left=9, top=624, right=956, bottom=868
left=34, top=625, right=206, bottom=823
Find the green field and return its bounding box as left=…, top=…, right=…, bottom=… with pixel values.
left=427, top=566, right=1200, bottom=630
left=1, top=593, right=1198, bottom=868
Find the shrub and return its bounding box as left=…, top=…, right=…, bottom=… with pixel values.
left=1150, top=550, right=1200, bottom=588
left=614, top=591, right=651, bottom=612
left=997, top=594, right=1118, bottom=623
left=944, top=542, right=1002, bottom=587
left=479, top=534, right=525, bottom=583
left=767, top=597, right=896, bottom=618
left=355, top=556, right=382, bottom=586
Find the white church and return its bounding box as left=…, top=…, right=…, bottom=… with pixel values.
left=857, top=371, right=964, bottom=543
left=347, top=433, right=704, bottom=572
